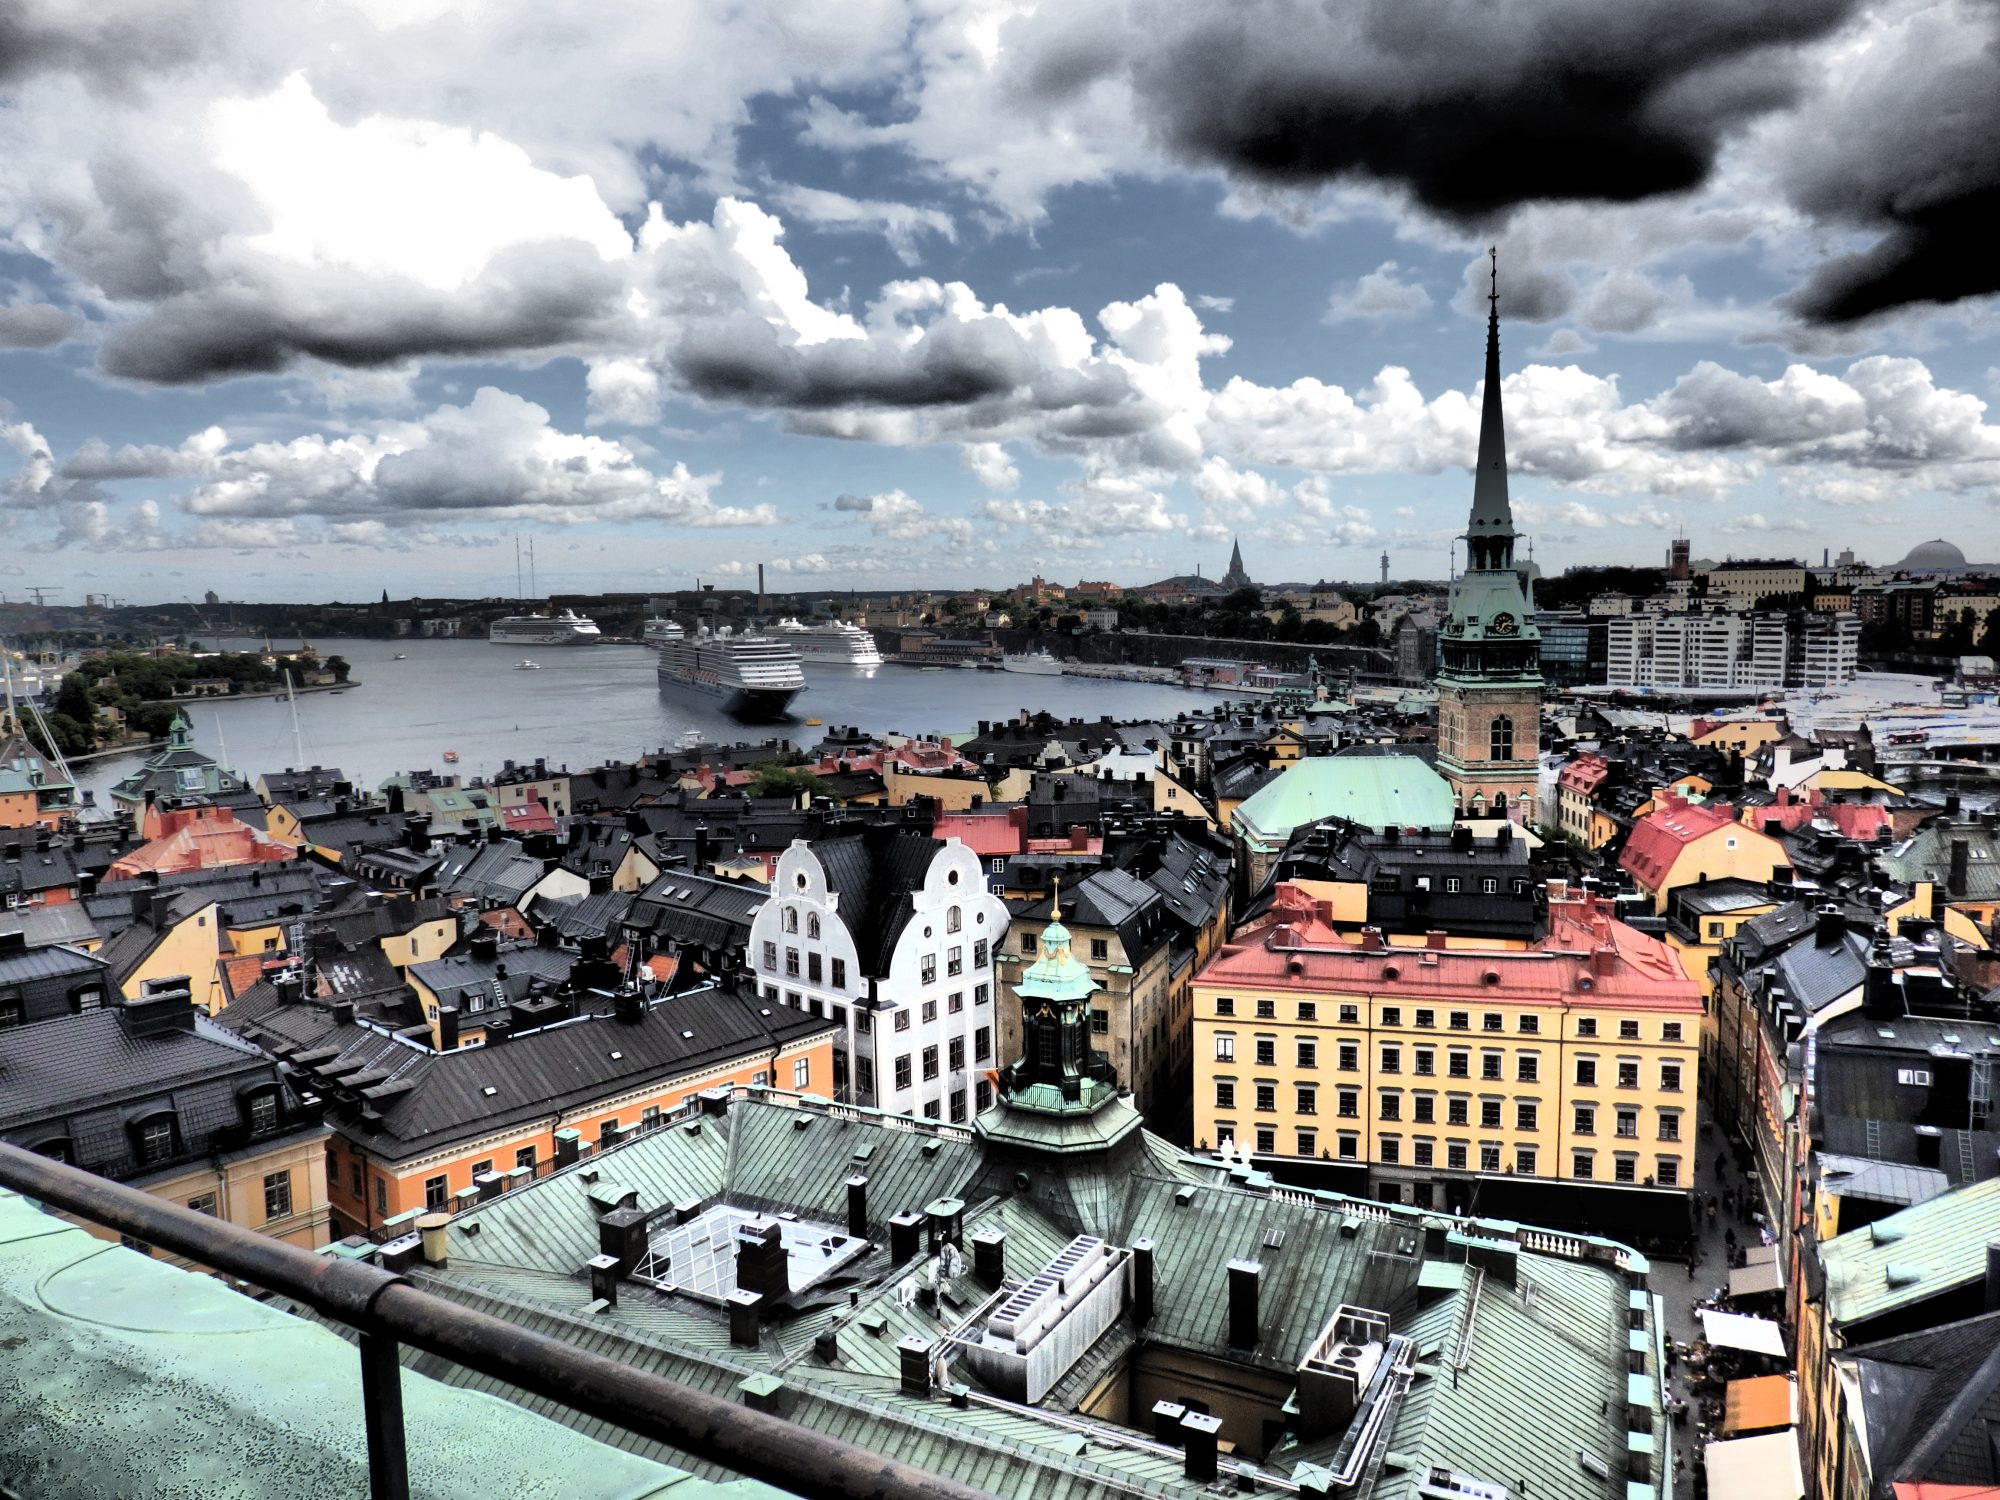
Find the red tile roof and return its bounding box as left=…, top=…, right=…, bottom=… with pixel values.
left=108, top=805, right=296, bottom=880
left=934, top=805, right=1029, bottom=857
left=1618, top=798, right=1740, bottom=890
left=1195, top=881, right=1700, bottom=1012
left=498, top=798, right=559, bottom=835
left=1558, top=752, right=1610, bottom=796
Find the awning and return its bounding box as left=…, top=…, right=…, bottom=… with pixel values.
left=1700, top=1309, right=1788, bottom=1357
left=1743, top=1242, right=1780, bottom=1266
left=1723, top=1375, right=1799, bottom=1436
left=1729, top=1259, right=1786, bottom=1297
left=1706, top=1430, right=1803, bottom=1500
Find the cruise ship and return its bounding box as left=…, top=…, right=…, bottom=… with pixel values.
left=488, top=607, right=601, bottom=647
left=657, top=626, right=805, bottom=720
left=771, top=618, right=884, bottom=669
left=1002, top=648, right=1063, bottom=676
left=642, top=617, right=686, bottom=646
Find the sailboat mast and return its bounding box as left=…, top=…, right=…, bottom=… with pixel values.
left=284, top=669, right=305, bottom=769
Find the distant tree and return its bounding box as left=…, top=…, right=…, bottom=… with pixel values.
left=748, top=760, right=821, bottom=799
left=39, top=712, right=91, bottom=757
left=52, top=673, right=94, bottom=734
left=1980, top=608, right=2000, bottom=657
left=326, top=654, right=352, bottom=683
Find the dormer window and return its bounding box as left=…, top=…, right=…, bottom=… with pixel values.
left=132, top=1112, right=178, bottom=1165
left=247, top=1091, right=280, bottom=1136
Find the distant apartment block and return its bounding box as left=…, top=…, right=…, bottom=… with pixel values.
left=1607, top=609, right=1859, bottom=690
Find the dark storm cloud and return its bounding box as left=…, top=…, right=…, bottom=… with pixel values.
left=832, top=492, right=874, bottom=511
left=1123, top=0, right=1858, bottom=220
left=1783, top=6, right=2000, bottom=325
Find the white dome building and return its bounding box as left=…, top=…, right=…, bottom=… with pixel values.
left=1898, top=538, right=1970, bottom=574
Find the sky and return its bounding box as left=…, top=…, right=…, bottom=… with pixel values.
left=2, top=1, right=2000, bottom=603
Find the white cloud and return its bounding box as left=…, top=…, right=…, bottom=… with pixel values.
left=961, top=440, right=1020, bottom=492
left=1324, top=261, right=1432, bottom=323
left=1194, top=295, right=1234, bottom=313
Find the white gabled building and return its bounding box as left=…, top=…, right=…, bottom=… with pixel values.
left=747, top=830, right=1009, bottom=1123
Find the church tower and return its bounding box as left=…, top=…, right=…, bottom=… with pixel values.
left=1220, top=538, right=1252, bottom=591
left=1436, top=251, right=1542, bottom=820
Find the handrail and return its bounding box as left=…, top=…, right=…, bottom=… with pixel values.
left=0, top=1140, right=993, bottom=1500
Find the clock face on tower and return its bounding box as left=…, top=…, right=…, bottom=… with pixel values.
left=1490, top=612, right=1517, bottom=636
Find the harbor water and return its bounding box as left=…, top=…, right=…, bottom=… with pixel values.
left=75, top=637, right=1232, bottom=798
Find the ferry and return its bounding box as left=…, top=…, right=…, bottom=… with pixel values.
left=770, top=618, right=884, bottom=669
left=1001, top=649, right=1062, bottom=676
left=489, top=607, right=601, bottom=647
left=642, top=617, right=686, bottom=646
left=656, top=626, right=805, bottom=721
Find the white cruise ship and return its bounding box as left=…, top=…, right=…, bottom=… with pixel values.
left=1001, top=648, right=1064, bottom=676
left=657, top=626, right=805, bottom=720
left=642, top=617, right=686, bottom=646
left=489, top=607, right=601, bottom=647
left=771, top=618, right=884, bottom=669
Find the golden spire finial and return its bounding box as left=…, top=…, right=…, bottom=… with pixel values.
left=1051, top=873, right=1062, bottom=923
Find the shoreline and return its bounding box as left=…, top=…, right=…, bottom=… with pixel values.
left=138, top=679, right=361, bottom=707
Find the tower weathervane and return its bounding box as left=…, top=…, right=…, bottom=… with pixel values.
left=1489, top=246, right=1497, bottom=307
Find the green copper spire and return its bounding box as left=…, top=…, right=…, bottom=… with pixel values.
left=1467, top=247, right=1515, bottom=572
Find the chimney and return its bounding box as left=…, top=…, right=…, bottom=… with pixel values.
left=888, top=1211, right=923, bottom=1263
left=897, top=1336, right=933, bottom=1397
left=417, top=1213, right=451, bottom=1268
left=1227, top=1258, right=1261, bottom=1349
left=554, top=1128, right=582, bottom=1167
left=969, top=1228, right=1006, bottom=1288
left=1131, top=1237, right=1156, bottom=1323
left=1951, top=839, right=1971, bottom=898
left=727, top=1289, right=762, bottom=1348
left=1986, top=1244, right=2000, bottom=1314
left=1863, top=938, right=1902, bottom=1020
left=1151, top=1400, right=1186, bottom=1445
left=469, top=928, right=499, bottom=962
left=1180, top=1412, right=1222, bottom=1482
left=436, top=1005, right=460, bottom=1051
left=597, top=1206, right=649, bottom=1276
left=586, top=1253, right=621, bottom=1306
left=119, top=976, right=197, bottom=1038
left=1815, top=905, right=1845, bottom=948
left=735, top=1217, right=790, bottom=1300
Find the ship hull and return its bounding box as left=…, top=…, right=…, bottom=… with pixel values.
left=490, top=625, right=600, bottom=646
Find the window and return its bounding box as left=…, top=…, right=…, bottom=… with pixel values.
left=1448, top=1049, right=1470, bottom=1078
left=1515, top=1146, right=1536, bottom=1176
left=1447, top=1142, right=1468, bottom=1171
left=1298, top=1001, right=1318, bottom=1021
left=1297, top=1129, right=1318, bottom=1158
left=188, top=1193, right=218, bottom=1216
left=856, top=1011, right=873, bottom=1035
left=136, top=1116, right=176, bottom=1165
left=1479, top=1143, right=1502, bottom=1173
left=1256, top=1036, right=1277, bottom=1067
left=1898, top=1067, right=1933, bottom=1086
left=1339, top=1003, right=1360, bottom=1024
left=1661, top=1061, right=1683, bottom=1092
left=1658, top=1112, right=1681, bottom=1142
left=922, top=1100, right=939, bottom=1120
left=1574, top=1105, right=1596, bottom=1136
left=808, top=952, right=823, bottom=984
left=895, top=1010, right=911, bottom=1033
left=920, top=955, right=937, bottom=985
left=974, top=1027, right=991, bottom=1061
left=1338, top=1042, right=1360, bottom=1071
left=1576, top=1058, right=1598, bottom=1087
left=1449, top=1011, right=1469, bottom=1031
left=1414, top=1094, right=1435, bottom=1124
left=1256, top=1128, right=1276, bottom=1155
left=375, top=1178, right=388, bottom=1215
left=949, top=991, right=964, bottom=1015
left=1414, top=1139, right=1434, bottom=1167
left=1297, top=1039, right=1318, bottom=1069
left=1616, top=1108, right=1638, bottom=1139
left=1447, top=1097, right=1469, bottom=1126
left=1656, top=1157, right=1681, bottom=1187
left=922, top=1046, right=939, bottom=1081
left=1090, top=1008, right=1109, bottom=1034
left=1090, top=938, right=1108, bottom=961
left=1338, top=1089, right=1360, bottom=1118
left=1255, top=1083, right=1277, bottom=1113
left=1380, top=1044, right=1401, bottom=1074
left=808, top=912, right=821, bottom=940
left=947, top=1037, right=965, bottom=1071
left=972, top=939, right=988, bottom=968
left=793, top=1057, right=812, bottom=1089
left=1444, top=877, right=1461, bottom=895
left=1381, top=1135, right=1402, bottom=1165
left=785, top=947, right=800, bottom=978
left=1619, top=1018, right=1641, bottom=1040
left=1481, top=877, right=1498, bottom=895
left=1614, top=1155, right=1638, bottom=1184
left=921, top=999, right=938, bottom=1023
left=1482, top=1012, right=1503, bottom=1032
left=950, top=1093, right=967, bottom=1123
left=1020, top=933, right=1037, bottom=955
left=1516, top=1101, right=1538, bottom=1132
left=1215, top=1033, right=1237, bottom=1062
left=1216, top=1080, right=1236, bottom=1110
left=1256, top=999, right=1277, bottom=1019
left=1481, top=1051, right=1503, bottom=1081
left=1576, top=1017, right=1598, bottom=1037
left=350, top=1160, right=362, bottom=1195
left=1415, top=1008, right=1435, bottom=1028
left=1518, top=1014, right=1539, bottom=1034
left=1215, top=997, right=1235, bottom=1016
left=513, top=1145, right=537, bottom=1174
left=1517, top=1054, right=1539, bottom=1083
left=642, top=1105, right=662, bottom=1128
left=0, top=998, right=21, bottom=1029
left=1480, top=1100, right=1502, bottom=1130
left=894, top=1055, right=913, bottom=1090
left=974, top=983, right=990, bottom=1006
left=1378, top=1093, right=1399, bottom=1121
left=263, top=1170, right=293, bottom=1222
left=247, top=1091, right=279, bottom=1136
left=1339, top=1133, right=1360, bottom=1161
left=831, top=957, right=847, bottom=990
left=1299, top=1085, right=1320, bottom=1116
left=1381, top=1006, right=1402, bottom=1028
left=947, top=905, right=961, bottom=934
left=1414, top=1047, right=1435, bottom=1076
left=1617, top=1060, right=1640, bottom=1089
left=947, top=947, right=963, bottom=977
left=1573, top=1151, right=1595, bottom=1179
left=1662, top=1021, right=1683, bottom=1042
left=1490, top=715, right=1514, bottom=760
left=783, top=907, right=799, bottom=933
left=856, top=1058, right=876, bottom=1095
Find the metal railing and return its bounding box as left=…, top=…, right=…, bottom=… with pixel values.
left=0, top=1140, right=993, bottom=1500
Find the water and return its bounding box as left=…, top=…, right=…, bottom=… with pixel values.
left=74, top=637, right=1231, bottom=797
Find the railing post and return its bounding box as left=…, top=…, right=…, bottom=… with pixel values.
left=359, top=1330, right=411, bottom=1500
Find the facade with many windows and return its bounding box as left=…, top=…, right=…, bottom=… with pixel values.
left=1192, top=879, right=1702, bottom=1232
left=749, top=832, right=1007, bottom=1123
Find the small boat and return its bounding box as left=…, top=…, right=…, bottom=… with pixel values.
left=804, top=717, right=823, bottom=726
left=393, top=652, right=407, bottom=660
left=515, top=659, right=542, bottom=670
left=674, top=729, right=704, bottom=751
left=442, top=750, right=461, bottom=763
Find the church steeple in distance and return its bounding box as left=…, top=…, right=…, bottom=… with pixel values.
left=1466, top=248, right=1515, bottom=575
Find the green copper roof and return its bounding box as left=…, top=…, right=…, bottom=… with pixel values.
left=1015, top=921, right=1097, bottom=1005
left=1821, top=1177, right=2000, bottom=1328
left=1232, top=755, right=1456, bottom=852
left=0, top=1190, right=775, bottom=1500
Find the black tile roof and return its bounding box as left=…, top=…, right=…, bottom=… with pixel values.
left=812, top=827, right=942, bottom=979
